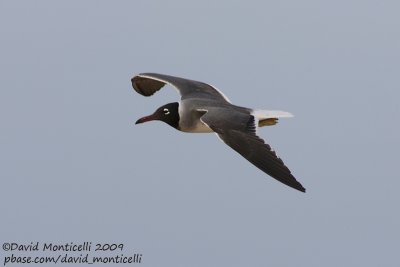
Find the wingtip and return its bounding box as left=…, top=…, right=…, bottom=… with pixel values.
left=296, top=185, right=306, bottom=193
left=131, top=74, right=164, bottom=97
left=288, top=180, right=306, bottom=193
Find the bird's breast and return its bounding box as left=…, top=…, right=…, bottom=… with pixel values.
left=178, top=102, right=214, bottom=133
left=187, top=122, right=213, bottom=133
left=179, top=117, right=214, bottom=133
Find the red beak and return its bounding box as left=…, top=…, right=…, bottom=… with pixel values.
left=135, top=113, right=159, bottom=124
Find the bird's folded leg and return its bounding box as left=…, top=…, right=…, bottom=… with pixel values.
left=258, top=118, right=278, bottom=127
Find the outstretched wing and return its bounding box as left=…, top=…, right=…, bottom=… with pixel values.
left=131, top=73, right=231, bottom=103
left=200, top=110, right=306, bottom=192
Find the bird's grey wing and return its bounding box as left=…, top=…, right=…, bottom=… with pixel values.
left=131, top=73, right=231, bottom=102
left=200, top=110, right=306, bottom=192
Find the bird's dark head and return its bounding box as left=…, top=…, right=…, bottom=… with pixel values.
left=135, top=102, right=180, bottom=129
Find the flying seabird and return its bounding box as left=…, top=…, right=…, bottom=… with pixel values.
left=132, top=73, right=305, bottom=192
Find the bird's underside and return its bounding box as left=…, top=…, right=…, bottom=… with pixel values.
left=132, top=73, right=306, bottom=192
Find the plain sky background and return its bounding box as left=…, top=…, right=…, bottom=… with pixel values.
left=1, top=1, right=399, bottom=266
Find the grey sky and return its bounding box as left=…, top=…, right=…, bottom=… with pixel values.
left=1, top=1, right=399, bottom=266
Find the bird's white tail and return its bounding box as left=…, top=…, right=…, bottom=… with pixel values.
left=251, top=110, right=293, bottom=127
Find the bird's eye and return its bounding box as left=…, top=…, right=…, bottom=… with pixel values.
left=163, top=108, right=170, bottom=115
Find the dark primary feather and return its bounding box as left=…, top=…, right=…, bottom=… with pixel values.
left=131, top=75, right=165, bottom=96
left=218, top=130, right=305, bottom=192
left=201, top=110, right=305, bottom=192
left=131, top=73, right=230, bottom=102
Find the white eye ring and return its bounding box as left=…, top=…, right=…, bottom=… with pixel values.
left=163, top=108, right=170, bottom=115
